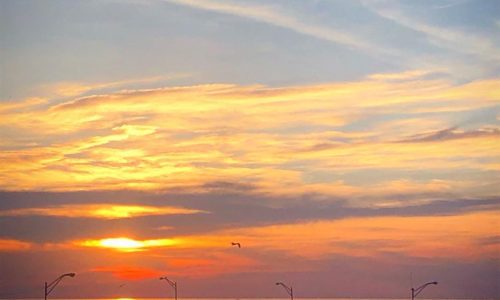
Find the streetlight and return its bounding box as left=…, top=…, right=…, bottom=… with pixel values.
left=44, top=272, right=76, bottom=300
left=411, top=281, right=438, bottom=300
left=276, top=282, right=293, bottom=300
left=160, top=276, right=178, bottom=300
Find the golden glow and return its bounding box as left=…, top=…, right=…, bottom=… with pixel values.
left=81, top=237, right=179, bottom=252
left=209, top=210, right=500, bottom=260
left=99, top=238, right=143, bottom=250
left=1, top=72, right=498, bottom=276
left=75, top=210, right=499, bottom=260
left=92, top=265, right=163, bottom=280
left=0, top=204, right=204, bottom=219
left=0, top=73, right=498, bottom=198
left=0, top=239, right=32, bottom=252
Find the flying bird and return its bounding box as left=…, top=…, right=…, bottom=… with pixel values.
left=231, top=242, right=241, bottom=248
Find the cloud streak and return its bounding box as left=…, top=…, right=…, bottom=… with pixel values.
left=91, top=265, right=163, bottom=280
left=0, top=238, right=32, bottom=251
left=163, top=0, right=398, bottom=57
left=398, top=127, right=500, bottom=143
left=0, top=204, right=206, bottom=219
left=362, top=0, right=500, bottom=62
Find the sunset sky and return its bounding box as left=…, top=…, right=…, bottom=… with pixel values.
left=0, top=0, right=499, bottom=298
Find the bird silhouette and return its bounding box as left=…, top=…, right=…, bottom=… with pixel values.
left=231, top=242, right=241, bottom=248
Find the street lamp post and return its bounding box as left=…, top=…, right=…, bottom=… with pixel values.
left=44, top=273, right=76, bottom=300
left=160, top=276, right=178, bottom=300
left=411, top=281, right=438, bottom=300
left=276, top=282, right=293, bottom=300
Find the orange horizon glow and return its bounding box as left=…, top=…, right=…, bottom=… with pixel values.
left=92, top=266, right=163, bottom=280
left=69, top=210, right=499, bottom=262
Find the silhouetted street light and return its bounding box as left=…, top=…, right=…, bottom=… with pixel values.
left=411, top=281, right=438, bottom=300
left=276, top=282, right=293, bottom=300
left=44, top=273, right=76, bottom=300
left=160, top=276, right=178, bottom=300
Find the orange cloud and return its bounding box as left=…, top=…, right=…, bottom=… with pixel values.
left=0, top=238, right=32, bottom=251
left=36, top=74, right=190, bottom=98
left=91, top=265, right=163, bottom=280
left=0, top=97, right=47, bottom=113
left=0, top=204, right=205, bottom=219
left=0, top=71, right=498, bottom=203
left=210, top=210, right=500, bottom=260
left=164, top=253, right=261, bottom=278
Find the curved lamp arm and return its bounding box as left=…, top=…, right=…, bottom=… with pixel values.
left=46, top=273, right=76, bottom=296
left=412, top=281, right=438, bottom=298
left=276, top=282, right=293, bottom=297
left=160, top=276, right=177, bottom=288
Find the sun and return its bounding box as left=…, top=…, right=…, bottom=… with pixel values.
left=80, top=237, right=179, bottom=252
left=81, top=237, right=145, bottom=252
left=99, top=238, right=144, bottom=250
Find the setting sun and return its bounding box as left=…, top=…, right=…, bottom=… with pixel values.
left=81, top=237, right=179, bottom=252
left=99, top=238, right=144, bottom=251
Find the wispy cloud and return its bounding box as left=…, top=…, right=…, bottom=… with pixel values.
left=362, top=0, right=500, bottom=62
left=164, top=0, right=398, bottom=57
left=39, top=74, right=189, bottom=98
left=0, top=204, right=205, bottom=219
left=0, top=73, right=498, bottom=198
left=0, top=239, right=32, bottom=252
left=398, top=126, right=500, bottom=143
left=432, top=0, right=470, bottom=10
left=91, top=265, right=163, bottom=280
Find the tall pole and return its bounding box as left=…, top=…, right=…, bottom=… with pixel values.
left=160, top=276, right=177, bottom=300
left=411, top=287, right=415, bottom=300
left=45, top=282, right=48, bottom=300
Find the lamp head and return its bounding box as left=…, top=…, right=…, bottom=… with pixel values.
left=65, top=273, right=76, bottom=277
left=432, top=281, right=438, bottom=285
